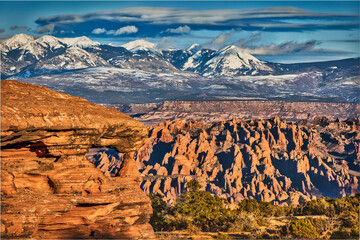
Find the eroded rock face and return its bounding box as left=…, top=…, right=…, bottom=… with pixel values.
left=133, top=118, right=359, bottom=206
left=1, top=80, right=153, bottom=239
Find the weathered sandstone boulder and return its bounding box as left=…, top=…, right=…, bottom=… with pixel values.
left=1, top=80, right=153, bottom=239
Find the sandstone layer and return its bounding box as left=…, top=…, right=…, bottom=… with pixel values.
left=105, top=101, right=360, bottom=126
left=1, top=80, right=153, bottom=239
left=89, top=117, right=360, bottom=206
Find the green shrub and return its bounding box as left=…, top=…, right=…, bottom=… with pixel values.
left=148, top=193, right=172, bottom=231
left=216, top=232, right=231, bottom=239
left=256, top=215, right=267, bottom=226
left=284, top=218, right=319, bottom=239
left=350, top=226, right=359, bottom=239
left=310, top=217, right=341, bottom=236
left=250, top=229, right=269, bottom=240
left=339, top=210, right=359, bottom=228
left=325, top=195, right=359, bottom=216
left=186, top=224, right=201, bottom=234
left=237, top=199, right=260, bottom=215
left=258, top=201, right=274, bottom=217
left=227, top=212, right=258, bottom=232
left=330, top=228, right=352, bottom=239
left=174, top=180, right=231, bottom=231
left=297, top=198, right=329, bottom=215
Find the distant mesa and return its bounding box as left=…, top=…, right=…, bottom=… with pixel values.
left=105, top=100, right=360, bottom=126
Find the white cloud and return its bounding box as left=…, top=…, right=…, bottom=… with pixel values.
left=35, top=7, right=358, bottom=37
left=114, top=26, right=138, bottom=35
left=96, top=25, right=138, bottom=36
left=92, top=28, right=106, bottom=34
left=202, top=30, right=236, bottom=49
left=35, top=23, right=55, bottom=34
left=234, top=40, right=320, bottom=55
left=155, top=37, right=175, bottom=50
left=106, top=30, right=115, bottom=35
left=166, top=25, right=191, bottom=34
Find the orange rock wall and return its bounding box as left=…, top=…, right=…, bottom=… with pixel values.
left=1, top=80, right=154, bottom=239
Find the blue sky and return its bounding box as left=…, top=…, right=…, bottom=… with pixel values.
left=0, top=1, right=359, bottom=63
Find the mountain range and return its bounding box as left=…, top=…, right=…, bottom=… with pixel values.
left=1, top=34, right=359, bottom=104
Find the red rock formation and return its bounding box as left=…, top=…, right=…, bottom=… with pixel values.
left=131, top=117, right=359, bottom=206
left=1, top=80, right=153, bottom=239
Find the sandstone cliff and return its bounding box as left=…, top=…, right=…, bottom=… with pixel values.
left=1, top=80, right=153, bottom=239
left=89, top=117, right=360, bottom=206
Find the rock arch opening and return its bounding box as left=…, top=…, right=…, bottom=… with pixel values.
left=86, top=148, right=124, bottom=177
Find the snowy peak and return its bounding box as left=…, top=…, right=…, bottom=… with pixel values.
left=33, top=35, right=66, bottom=49
left=216, top=45, right=260, bottom=64
left=19, top=35, right=67, bottom=60
left=182, top=50, right=205, bottom=70
left=201, top=45, right=273, bottom=76
left=1, top=34, right=275, bottom=78
left=1, top=34, right=35, bottom=51
left=122, top=39, right=156, bottom=52
left=61, top=36, right=100, bottom=48
left=187, top=43, right=201, bottom=53
left=1, top=34, right=100, bottom=53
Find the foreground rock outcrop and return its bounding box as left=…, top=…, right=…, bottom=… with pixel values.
left=1, top=80, right=153, bottom=238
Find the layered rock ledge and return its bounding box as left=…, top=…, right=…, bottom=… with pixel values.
left=1, top=80, right=153, bottom=238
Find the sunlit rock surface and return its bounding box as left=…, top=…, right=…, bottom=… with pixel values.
left=89, top=117, right=360, bottom=206
left=1, top=80, right=153, bottom=239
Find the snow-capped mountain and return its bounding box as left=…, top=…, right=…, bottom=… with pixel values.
left=61, top=36, right=100, bottom=48
left=0, top=33, right=35, bottom=52
left=121, top=39, right=171, bottom=60
left=1, top=32, right=359, bottom=103
left=33, top=47, right=109, bottom=71
left=20, top=35, right=67, bottom=60
left=181, top=49, right=216, bottom=72
left=199, top=45, right=273, bottom=77
left=1, top=34, right=109, bottom=78
left=121, top=39, right=157, bottom=53
left=164, top=45, right=274, bottom=77
left=187, top=43, right=201, bottom=53
left=2, top=34, right=276, bottom=78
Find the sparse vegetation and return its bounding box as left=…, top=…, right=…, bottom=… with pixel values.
left=149, top=180, right=360, bottom=239
left=173, top=179, right=232, bottom=231
left=215, top=232, right=231, bottom=239
left=283, top=218, right=319, bottom=239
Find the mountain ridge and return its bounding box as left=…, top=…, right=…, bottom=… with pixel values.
left=4, top=33, right=356, bottom=79
left=1, top=34, right=359, bottom=104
